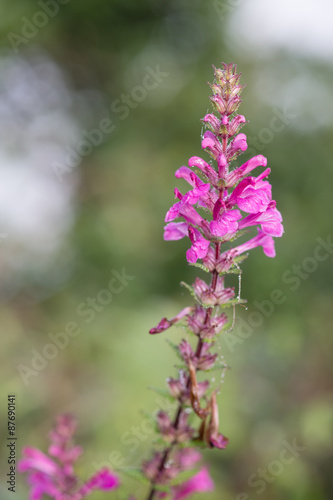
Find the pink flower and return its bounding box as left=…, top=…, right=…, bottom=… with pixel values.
left=226, top=154, right=267, bottom=187
left=228, top=114, right=246, bottom=136
left=19, top=448, right=60, bottom=477
left=149, top=307, right=193, bottom=334
left=71, top=469, right=120, bottom=500
left=202, top=113, right=220, bottom=133
left=210, top=208, right=242, bottom=238
left=230, top=228, right=276, bottom=258
left=174, top=449, right=202, bottom=470
left=19, top=415, right=120, bottom=500
left=164, top=222, right=189, bottom=241
left=238, top=207, right=284, bottom=237
left=171, top=467, right=214, bottom=500
left=163, top=223, right=210, bottom=265
left=188, top=156, right=218, bottom=185
left=165, top=200, right=204, bottom=226
left=165, top=185, right=210, bottom=223
left=227, top=168, right=272, bottom=213
left=187, top=305, right=227, bottom=338
left=227, top=132, right=248, bottom=159
left=175, top=167, right=217, bottom=211
left=186, top=227, right=210, bottom=264
left=201, top=130, right=222, bottom=158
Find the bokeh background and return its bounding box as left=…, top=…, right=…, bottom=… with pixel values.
left=1, top=0, right=333, bottom=499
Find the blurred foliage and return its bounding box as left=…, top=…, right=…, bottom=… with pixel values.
left=0, top=1, right=332, bottom=500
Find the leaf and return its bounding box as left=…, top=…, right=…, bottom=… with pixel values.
left=168, top=467, right=202, bottom=486
left=228, top=229, right=251, bottom=242
left=220, top=298, right=247, bottom=308
left=120, top=468, right=150, bottom=485
left=234, top=254, right=248, bottom=264
left=189, top=262, right=211, bottom=273
left=148, top=386, right=174, bottom=401
left=180, top=281, right=196, bottom=298
left=165, top=339, right=183, bottom=360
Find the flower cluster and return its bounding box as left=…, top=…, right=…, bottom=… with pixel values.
left=145, top=63, right=283, bottom=499
left=18, top=414, right=119, bottom=500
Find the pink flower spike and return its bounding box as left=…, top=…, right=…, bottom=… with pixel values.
left=171, top=467, right=214, bottom=500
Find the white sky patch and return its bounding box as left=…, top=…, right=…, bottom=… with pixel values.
left=0, top=52, right=80, bottom=298
left=222, top=0, right=333, bottom=130
left=226, top=0, right=333, bottom=61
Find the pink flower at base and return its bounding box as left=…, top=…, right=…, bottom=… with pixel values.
left=171, top=467, right=214, bottom=500
left=19, top=448, right=61, bottom=477
left=19, top=415, right=120, bottom=500
left=70, top=468, right=120, bottom=500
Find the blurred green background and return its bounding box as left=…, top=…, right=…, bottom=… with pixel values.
left=0, top=1, right=332, bottom=499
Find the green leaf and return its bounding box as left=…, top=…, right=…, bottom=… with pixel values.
left=120, top=468, right=150, bottom=485
left=220, top=298, right=247, bottom=308
left=180, top=281, right=196, bottom=298
left=189, top=262, right=211, bottom=273
left=228, top=229, right=251, bottom=242
left=165, top=339, right=183, bottom=360
left=148, top=386, right=174, bottom=401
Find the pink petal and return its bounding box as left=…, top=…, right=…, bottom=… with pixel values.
left=171, top=467, right=214, bottom=500
left=164, top=222, right=189, bottom=241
